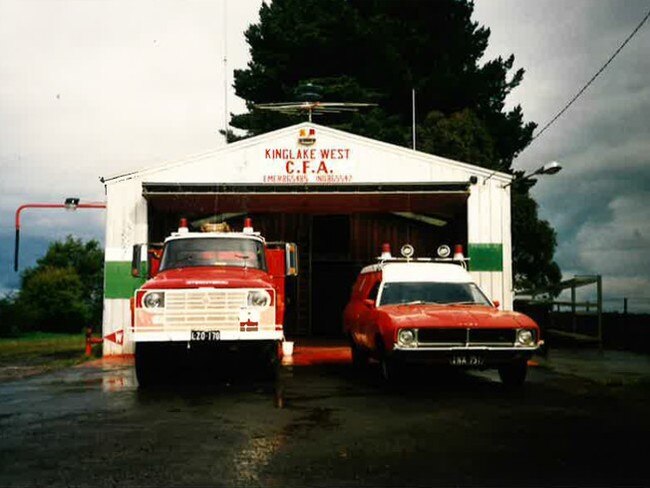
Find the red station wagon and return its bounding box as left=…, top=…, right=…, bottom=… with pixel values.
left=343, top=245, right=542, bottom=386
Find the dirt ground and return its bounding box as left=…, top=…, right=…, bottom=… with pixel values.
left=0, top=346, right=648, bottom=487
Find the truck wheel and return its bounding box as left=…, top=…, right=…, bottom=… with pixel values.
left=498, top=359, right=528, bottom=387
left=257, top=342, right=280, bottom=381
left=135, top=343, right=159, bottom=387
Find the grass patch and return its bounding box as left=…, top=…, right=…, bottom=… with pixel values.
left=0, top=332, right=96, bottom=381
left=0, top=332, right=85, bottom=361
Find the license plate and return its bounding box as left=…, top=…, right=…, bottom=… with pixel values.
left=190, top=330, right=221, bottom=341
left=449, top=355, right=484, bottom=366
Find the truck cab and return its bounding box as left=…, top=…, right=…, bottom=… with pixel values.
left=131, top=218, right=298, bottom=385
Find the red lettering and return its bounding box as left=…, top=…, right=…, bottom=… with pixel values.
left=320, top=149, right=330, bottom=159
left=286, top=160, right=294, bottom=174
left=265, top=149, right=271, bottom=158
left=302, top=161, right=311, bottom=173
left=317, top=161, right=329, bottom=174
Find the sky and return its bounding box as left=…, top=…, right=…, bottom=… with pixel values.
left=0, top=0, right=649, bottom=312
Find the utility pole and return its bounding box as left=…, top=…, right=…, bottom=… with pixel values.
left=411, top=88, right=416, bottom=150
left=222, top=0, right=229, bottom=143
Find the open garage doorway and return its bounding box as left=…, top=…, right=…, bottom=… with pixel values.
left=144, top=183, right=469, bottom=338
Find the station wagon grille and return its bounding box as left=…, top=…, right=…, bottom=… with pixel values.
left=470, top=329, right=516, bottom=345
left=417, top=328, right=466, bottom=345
left=416, top=328, right=516, bottom=347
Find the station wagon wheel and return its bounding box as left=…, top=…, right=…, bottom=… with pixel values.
left=498, top=359, right=528, bottom=387
left=349, top=336, right=369, bottom=369
left=376, top=336, right=400, bottom=382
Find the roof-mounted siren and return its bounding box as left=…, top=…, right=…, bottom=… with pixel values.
left=380, top=243, right=392, bottom=260
left=437, top=245, right=451, bottom=259
left=400, top=244, right=415, bottom=261
left=178, top=218, right=189, bottom=234
left=243, top=217, right=254, bottom=235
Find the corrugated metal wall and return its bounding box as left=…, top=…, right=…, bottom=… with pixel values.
left=101, top=122, right=513, bottom=354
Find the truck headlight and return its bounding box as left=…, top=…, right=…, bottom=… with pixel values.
left=398, top=329, right=416, bottom=346
left=248, top=290, right=271, bottom=308
left=517, top=329, right=534, bottom=346
left=143, top=291, right=165, bottom=309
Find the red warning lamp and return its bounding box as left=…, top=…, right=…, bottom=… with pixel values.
left=380, top=243, right=392, bottom=260
left=178, top=218, right=189, bottom=233
left=453, top=244, right=465, bottom=261
left=243, top=217, right=254, bottom=234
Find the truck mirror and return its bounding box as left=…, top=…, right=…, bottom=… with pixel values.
left=285, top=243, right=299, bottom=276
left=493, top=299, right=500, bottom=309
left=147, top=243, right=163, bottom=278
left=131, top=244, right=142, bottom=277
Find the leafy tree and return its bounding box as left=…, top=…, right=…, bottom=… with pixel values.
left=16, top=237, right=104, bottom=333
left=0, top=294, right=23, bottom=337
left=230, top=0, right=561, bottom=291
left=19, top=267, right=90, bottom=333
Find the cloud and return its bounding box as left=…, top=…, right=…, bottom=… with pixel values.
left=0, top=0, right=263, bottom=288
left=473, top=0, right=650, bottom=312
left=1, top=0, right=648, bottom=314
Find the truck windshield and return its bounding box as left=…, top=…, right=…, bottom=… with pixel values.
left=159, top=238, right=267, bottom=271
left=379, top=282, right=491, bottom=306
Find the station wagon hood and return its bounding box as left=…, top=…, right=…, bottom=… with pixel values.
left=379, top=304, right=533, bottom=329
left=141, top=267, right=275, bottom=290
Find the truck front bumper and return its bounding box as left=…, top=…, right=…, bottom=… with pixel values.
left=133, top=330, right=284, bottom=342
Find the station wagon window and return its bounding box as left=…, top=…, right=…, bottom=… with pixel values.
left=378, top=282, right=491, bottom=306
left=367, top=281, right=381, bottom=301
left=160, top=238, right=267, bottom=271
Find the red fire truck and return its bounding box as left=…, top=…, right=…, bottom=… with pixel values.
left=130, top=218, right=298, bottom=385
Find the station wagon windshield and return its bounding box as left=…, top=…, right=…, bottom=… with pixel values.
left=379, top=282, right=491, bottom=306
left=159, top=238, right=267, bottom=271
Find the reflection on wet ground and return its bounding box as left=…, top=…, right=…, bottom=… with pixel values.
left=0, top=343, right=648, bottom=487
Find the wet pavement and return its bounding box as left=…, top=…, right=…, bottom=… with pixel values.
left=0, top=345, right=649, bottom=487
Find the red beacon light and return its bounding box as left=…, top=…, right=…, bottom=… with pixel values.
left=178, top=218, right=189, bottom=234
left=380, top=243, right=392, bottom=260
left=453, top=244, right=465, bottom=261
left=243, top=217, right=254, bottom=234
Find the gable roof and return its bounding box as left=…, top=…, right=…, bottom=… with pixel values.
left=101, top=122, right=511, bottom=185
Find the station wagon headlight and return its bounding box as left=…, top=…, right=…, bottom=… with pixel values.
left=517, top=329, right=534, bottom=346
left=398, top=329, right=416, bottom=346
left=143, top=291, right=165, bottom=309
left=248, top=290, right=271, bottom=308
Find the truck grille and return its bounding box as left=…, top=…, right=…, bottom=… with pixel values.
left=416, top=328, right=516, bottom=347
left=163, top=290, right=248, bottom=330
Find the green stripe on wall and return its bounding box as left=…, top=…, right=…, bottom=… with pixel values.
left=468, top=243, right=503, bottom=272
left=105, top=261, right=146, bottom=299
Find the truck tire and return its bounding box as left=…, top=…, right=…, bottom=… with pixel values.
left=135, top=343, right=159, bottom=387
left=254, top=341, right=279, bottom=381
left=498, top=359, right=528, bottom=387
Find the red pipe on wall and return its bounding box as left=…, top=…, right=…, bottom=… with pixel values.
left=14, top=202, right=106, bottom=271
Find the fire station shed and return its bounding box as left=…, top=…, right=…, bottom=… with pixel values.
left=101, top=122, right=513, bottom=355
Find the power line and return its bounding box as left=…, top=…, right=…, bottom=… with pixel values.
left=526, top=6, right=650, bottom=146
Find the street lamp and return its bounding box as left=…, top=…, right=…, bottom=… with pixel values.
left=502, top=161, right=563, bottom=188
left=14, top=198, right=106, bottom=271
left=64, top=197, right=80, bottom=210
